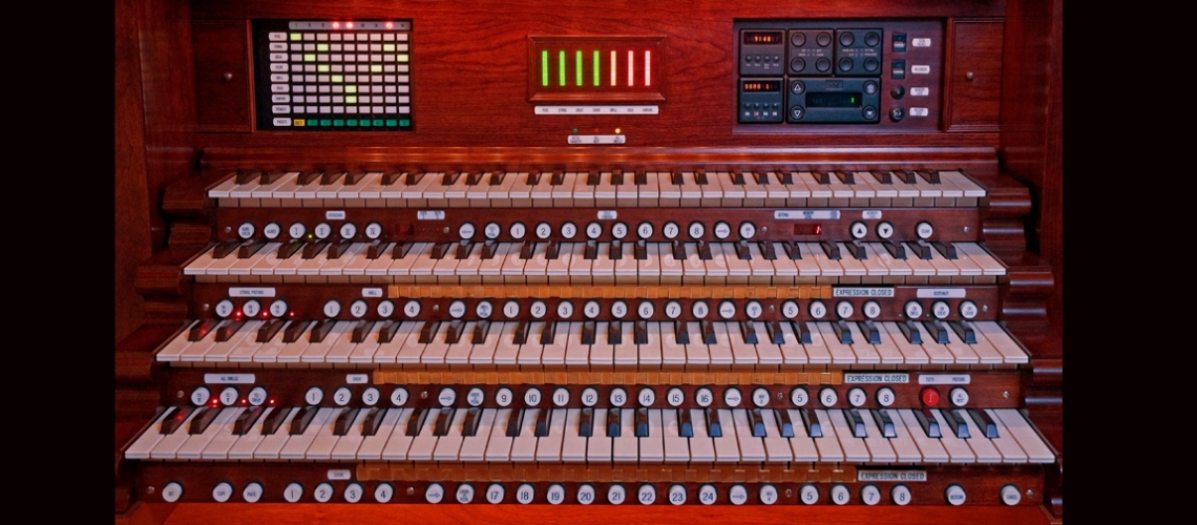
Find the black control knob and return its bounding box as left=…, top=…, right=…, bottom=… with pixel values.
left=790, top=106, right=806, bottom=120
left=815, top=57, right=832, bottom=72
left=816, top=32, right=832, bottom=47
left=839, top=32, right=855, bottom=47
left=864, top=58, right=879, bottom=72
left=791, top=32, right=807, bottom=47
left=891, top=85, right=905, bottom=99
left=864, top=32, right=881, bottom=47
left=863, top=106, right=878, bottom=120
left=790, top=58, right=806, bottom=73
left=838, top=58, right=853, bottom=72
left=791, top=81, right=806, bottom=95
left=889, top=107, right=905, bottom=122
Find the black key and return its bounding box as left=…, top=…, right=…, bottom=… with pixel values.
left=800, top=408, right=822, bottom=438
left=872, top=409, right=897, bottom=438
left=870, top=170, right=893, bottom=184
left=819, top=241, right=842, bottom=260
left=610, top=169, right=623, bottom=186
left=212, top=240, right=241, bottom=259
left=215, top=319, right=247, bottom=342
left=467, top=172, right=484, bottom=185
left=277, top=239, right=305, bottom=259
left=897, top=320, right=923, bottom=344
left=302, top=240, right=330, bottom=259
left=634, top=240, right=647, bottom=260
left=704, top=409, right=723, bottom=437
left=739, top=321, right=758, bottom=345
left=731, top=172, right=746, bottom=185
left=237, top=240, right=266, bottom=258
left=735, top=240, right=751, bottom=260
left=377, top=320, right=402, bottom=343
left=261, top=407, right=293, bottom=436
left=367, top=241, right=393, bottom=259
left=791, top=321, right=813, bottom=344
left=361, top=408, right=386, bottom=437
left=404, top=172, right=424, bottom=186
left=695, top=170, right=709, bottom=185
left=759, top=242, right=777, bottom=260
left=442, top=171, right=461, bottom=186
left=781, top=241, right=802, bottom=260
left=765, top=321, right=786, bottom=345
left=321, top=170, right=346, bottom=185
left=546, top=241, right=561, bottom=260
left=671, top=240, right=686, bottom=260
left=587, top=171, right=600, bottom=186
left=481, top=240, right=499, bottom=260
left=943, top=409, right=970, bottom=439
left=608, top=321, right=623, bottom=345
left=392, top=242, right=415, bottom=259
left=910, top=240, right=934, bottom=260
left=846, top=409, right=867, bottom=438
left=235, top=169, right=262, bottom=184
left=894, top=170, right=916, bottom=184
left=444, top=320, right=465, bottom=344
left=700, top=321, right=717, bottom=345
left=233, top=406, right=267, bottom=436
left=550, top=171, right=565, bottom=186
left=670, top=172, right=684, bottom=186
left=845, top=241, right=868, bottom=260
left=471, top=321, right=491, bottom=344
left=430, top=242, right=452, bottom=260
left=434, top=408, right=455, bottom=437
left=289, top=406, right=320, bottom=435
left=539, top=321, right=557, bottom=345
left=610, top=240, right=623, bottom=260
left=678, top=409, right=694, bottom=438
left=584, top=240, right=598, bottom=260
left=159, top=406, right=192, bottom=435
left=419, top=321, right=441, bottom=344
left=914, top=409, right=942, bottom=438
left=753, top=171, right=769, bottom=185
left=281, top=320, right=313, bottom=343
left=916, top=170, right=941, bottom=184
left=811, top=171, right=831, bottom=185
left=505, top=409, right=524, bottom=437
left=967, top=409, right=999, bottom=439
left=882, top=240, right=906, bottom=260
left=778, top=171, right=794, bottom=184
left=297, top=171, right=322, bottom=185
left=309, top=319, right=336, bottom=343
left=634, top=172, right=648, bottom=186
left=351, top=320, right=377, bottom=343
left=607, top=408, right=622, bottom=437
left=749, top=408, right=766, bottom=437
left=458, top=407, right=481, bottom=437
left=327, top=239, right=353, bottom=259
left=579, top=407, right=595, bottom=438
left=831, top=321, right=853, bottom=344
left=334, top=408, right=361, bottom=436
left=923, top=320, right=950, bottom=344
left=519, top=241, right=535, bottom=260
left=859, top=320, right=881, bottom=344
left=949, top=321, right=977, bottom=344
left=581, top=321, right=596, bottom=345
left=673, top=321, right=690, bottom=345
left=634, top=320, right=648, bottom=345
left=932, top=241, right=958, bottom=260
left=526, top=171, right=542, bottom=186
left=456, top=240, right=475, bottom=260
left=512, top=321, right=531, bottom=345
left=407, top=408, right=431, bottom=436
left=775, top=409, right=795, bottom=438
left=834, top=171, right=855, bottom=184
left=488, top=172, right=505, bottom=186
left=381, top=171, right=403, bottom=185
left=634, top=408, right=649, bottom=437
left=696, top=240, right=713, bottom=260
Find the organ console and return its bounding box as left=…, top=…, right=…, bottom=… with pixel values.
left=115, top=0, right=1063, bottom=523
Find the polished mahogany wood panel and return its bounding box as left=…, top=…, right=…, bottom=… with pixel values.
left=945, top=19, right=1004, bottom=133
left=187, top=0, right=1007, bottom=149
left=116, top=0, right=153, bottom=342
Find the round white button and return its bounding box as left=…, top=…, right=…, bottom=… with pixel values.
left=723, top=387, right=743, bottom=407
left=819, top=387, right=838, bottom=407
left=610, top=301, right=628, bottom=319
left=782, top=300, right=800, bottom=319
left=800, top=484, right=819, bottom=505
left=691, top=301, right=710, bottom=319
left=425, top=483, right=445, bottom=504
left=304, top=387, right=324, bottom=405
left=611, top=222, right=628, bottom=239
left=212, top=482, right=233, bottom=502
left=403, top=300, right=421, bottom=318
left=664, top=301, right=682, bottom=319
left=248, top=386, right=267, bottom=406
left=502, top=301, right=520, bottom=318
left=161, top=482, right=183, bottom=503
left=609, top=387, right=628, bottom=407
left=607, top=484, right=626, bottom=504
left=718, top=301, right=736, bottom=319
left=583, top=301, right=601, bottom=319
left=850, top=221, right=868, bottom=239
left=242, top=482, right=263, bottom=503
left=190, top=386, right=211, bottom=406
left=663, top=222, right=680, bottom=239
left=759, top=484, right=778, bottom=505
left=312, top=222, right=331, bottom=240
left=547, top=484, right=566, bottom=505
left=389, top=387, right=409, bottom=406
left=438, top=387, right=457, bottom=407
left=831, top=484, right=850, bottom=505
left=728, top=484, right=748, bottom=505
left=688, top=222, right=705, bottom=239
left=458, top=223, right=476, bottom=240
left=344, top=483, right=363, bottom=503
left=288, top=222, right=306, bottom=239
left=713, top=222, right=731, bottom=239
left=1000, top=484, right=1022, bottom=506
left=916, top=221, right=934, bottom=239
left=374, top=483, right=394, bottom=503
left=219, top=387, right=238, bottom=406
left=456, top=484, right=475, bottom=504
left=739, top=222, right=756, bottom=239
left=752, top=387, right=771, bottom=408
left=791, top=387, right=809, bottom=407
left=695, top=387, right=714, bottom=407
left=449, top=300, right=467, bottom=318
left=932, top=301, right=950, bottom=319
left=637, top=301, right=654, bottom=319
left=484, top=223, right=501, bottom=239
left=467, top=387, right=485, bottom=407
left=560, top=222, right=577, bottom=239
left=668, top=484, right=687, bottom=505
left=323, top=300, right=342, bottom=318
left=530, top=301, right=547, bottom=319
left=892, top=484, right=912, bottom=505
left=809, top=301, right=827, bottom=319
left=863, top=301, right=881, bottom=319
left=523, top=387, right=542, bottom=406
left=535, top=222, right=552, bottom=240
left=905, top=301, right=924, bottom=319
left=862, top=484, right=881, bottom=506
left=576, top=484, right=595, bottom=505
left=215, top=300, right=234, bottom=318
left=637, top=222, right=654, bottom=239
left=877, top=221, right=894, bottom=239
left=637, top=485, right=656, bottom=505
left=945, top=484, right=967, bottom=506
left=361, top=387, right=380, bottom=406
left=237, top=222, right=255, bottom=240
left=263, top=222, right=281, bottom=240
left=339, top=223, right=357, bottom=240
left=553, top=387, right=571, bottom=407
left=475, top=301, right=493, bottom=318
left=745, top=301, right=763, bottom=319
left=847, top=388, right=867, bottom=407
left=581, top=387, right=599, bottom=407
left=269, top=299, right=289, bottom=318
left=509, top=223, right=526, bottom=240
left=699, top=484, right=718, bottom=505
left=876, top=387, right=895, bottom=407
left=950, top=387, right=970, bottom=407
left=557, top=301, right=574, bottom=319
left=486, top=483, right=505, bottom=504
left=332, top=387, right=352, bottom=406
left=960, top=300, right=979, bottom=319
left=313, top=482, right=333, bottom=502
left=377, top=300, right=395, bottom=318
left=348, top=300, right=367, bottom=318
left=283, top=482, right=303, bottom=503
left=836, top=301, right=854, bottom=319
left=586, top=222, right=603, bottom=239
left=365, top=222, right=383, bottom=240
left=242, top=300, right=261, bottom=318
left=495, top=387, right=514, bottom=407
left=638, top=387, right=656, bottom=407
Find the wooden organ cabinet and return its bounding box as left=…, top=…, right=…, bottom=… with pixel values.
left=115, top=0, right=1063, bottom=523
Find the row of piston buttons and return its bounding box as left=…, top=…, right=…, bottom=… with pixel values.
left=189, top=384, right=972, bottom=409
left=211, top=297, right=980, bottom=322
left=235, top=220, right=938, bottom=242
left=159, top=480, right=1023, bottom=506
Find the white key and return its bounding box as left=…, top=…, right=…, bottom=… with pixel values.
left=639, top=409, right=666, bottom=462
left=177, top=408, right=241, bottom=459
left=483, top=409, right=515, bottom=461
left=381, top=408, right=419, bottom=461
left=406, top=409, right=442, bottom=461
left=200, top=407, right=248, bottom=460
left=612, top=409, right=638, bottom=462
left=827, top=410, right=870, bottom=462
left=306, top=408, right=350, bottom=460
left=395, top=321, right=429, bottom=365
left=420, top=322, right=452, bottom=366
left=177, top=321, right=223, bottom=362
left=300, top=321, right=352, bottom=363
left=561, top=409, right=588, bottom=462
left=760, top=410, right=793, bottom=462
left=883, top=322, right=929, bottom=365
left=940, top=170, right=987, bottom=198
left=147, top=408, right=205, bottom=459
left=639, top=322, right=663, bottom=367
left=330, top=409, right=371, bottom=460
left=459, top=409, right=495, bottom=461
left=866, top=243, right=912, bottom=278
left=835, top=243, right=868, bottom=277
left=817, top=323, right=856, bottom=365
left=207, top=173, right=239, bottom=199
left=565, top=322, right=590, bottom=366
left=124, top=408, right=181, bottom=459
left=785, top=409, right=820, bottom=462
left=990, top=409, right=1055, bottom=463
left=683, top=322, right=711, bottom=368
left=518, top=321, right=546, bottom=366
left=954, top=409, right=1002, bottom=463
left=930, top=409, right=976, bottom=463
left=356, top=408, right=403, bottom=461
left=612, top=322, right=638, bottom=366
left=492, top=322, right=521, bottom=366
left=913, top=322, right=956, bottom=364
left=982, top=409, right=1030, bottom=463
left=586, top=408, right=613, bottom=462
left=711, top=409, right=740, bottom=462
left=957, top=242, right=1006, bottom=276
left=885, top=410, right=926, bottom=463
left=154, top=321, right=200, bottom=362
left=897, top=409, right=949, bottom=462
left=202, top=322, right=258, bottom=363
left=535, top=409, right=566, bottom=462
left=775, top=322, right=809, bottom=365
left=846, top=322, right=882, bottom=365
left=662, top=409, right=690, bottom=462
left=732, top=409, right=766, bottom=461
left=974, top=321, right=1029, bottom=364
left=660, top=322, right=687, bottom=367
left=728, top=322, right=759, bottom=366
left=251, top=408, right=299, bottom=460
left=688, top=409, right=716, bottom=462
left=858, top=410, right=898, bottom=462
left=941, top=324, right=981, bottom=364
left=371, top=321, right=417, bottom=364
left=509, top=409, right=540, bottom=462
left=225, top=407, right=276, bottom=460
left=279, top=408, right=336, bottom=459
left=433, top=409, right=468, bottom=461
left=571, top=172, right=595, bottom=207
left=801, top=243, right=843, bottom=277
left=811, top=410, right=845, bottom=462
left=797, top=321, right=832, bottom=364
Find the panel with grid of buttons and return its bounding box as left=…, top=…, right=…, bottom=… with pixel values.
left=253, top=20, right=413, bottom=131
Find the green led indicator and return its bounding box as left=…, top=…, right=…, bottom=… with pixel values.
left=558, top=50, right=565, bottom=87
left=540, top=50, right=549, bottom=87
left=372, top=119, right=384, bottom=126
left=347, top=119, right=359, bottom=126
left=333, top=119, right=344, bottom=127
left=289, top=33, right=301, bottom=41
left=575, top=50, right=583, bottom=86
left=399, top=119, right=411, bottom=127
left=593, top=50, right=600, bottom=86
left=386, top=119, right=398, bottom=127
left=320, top=119, right=331, bottom=126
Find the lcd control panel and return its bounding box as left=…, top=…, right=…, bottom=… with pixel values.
left=734, top=20, right=942, bottom=130
left=252, top=20, right=413, bottom=131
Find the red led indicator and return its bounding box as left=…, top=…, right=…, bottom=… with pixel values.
left=385, top=21, right=394, bottom=30
left=268, top=398, right=277, bottom=406
left=239, top=398, right=248, bottom=405
left=332, top=21, right=340, bottom=29
left=346, top=21, right=355, bottom=29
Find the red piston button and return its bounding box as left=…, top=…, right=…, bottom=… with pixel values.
left=921, top=387, right=940, bottom=406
